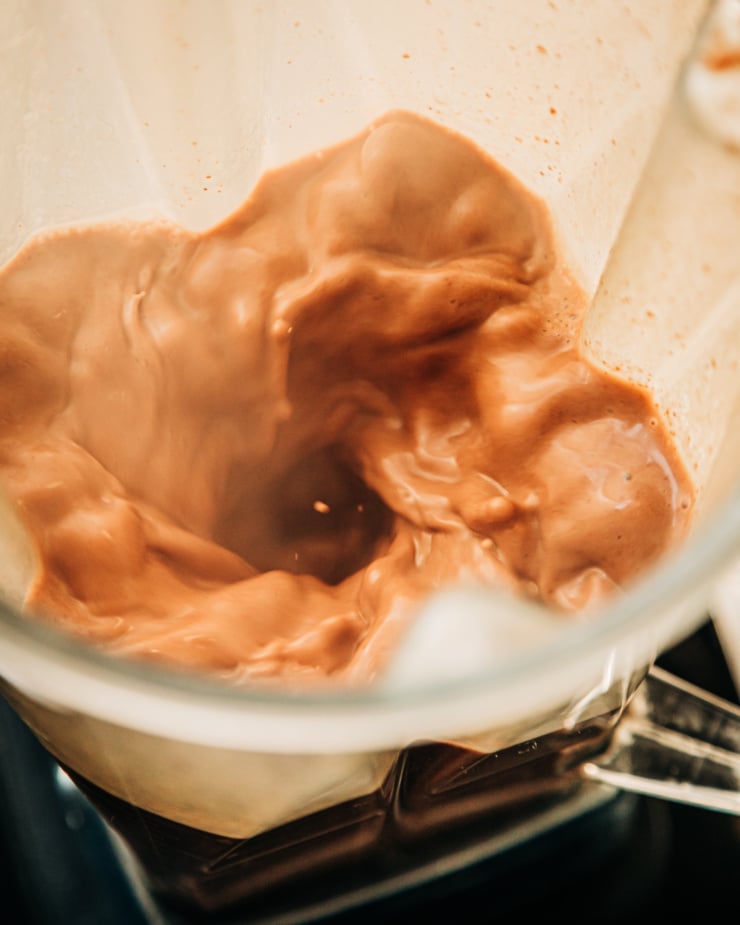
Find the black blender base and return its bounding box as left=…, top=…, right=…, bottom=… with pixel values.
left=1, top=618, right=738, bottom=925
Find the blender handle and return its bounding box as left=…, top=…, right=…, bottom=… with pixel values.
left=578, top=666, right=740, bottom=814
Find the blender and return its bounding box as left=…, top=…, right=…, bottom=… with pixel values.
left=0, top=0, right=739, bottom=919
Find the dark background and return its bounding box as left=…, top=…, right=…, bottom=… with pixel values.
left=1, top=617, right=738, bottom=925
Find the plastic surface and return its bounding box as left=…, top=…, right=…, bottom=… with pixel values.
left=582, top=666, right=740, bottom=813
left=0, top=0, right=739, bottom=866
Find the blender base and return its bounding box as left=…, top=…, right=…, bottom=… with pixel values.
left=1, top=617, right=738, bottom=924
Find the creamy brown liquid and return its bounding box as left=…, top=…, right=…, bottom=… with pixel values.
left=0, top=111, right=693, bottom=686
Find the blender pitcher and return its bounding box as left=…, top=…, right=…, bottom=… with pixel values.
left=0, top=0, right=739, bottom=918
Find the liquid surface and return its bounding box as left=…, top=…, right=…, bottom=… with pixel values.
left=0, top=111, right=693, bottom=686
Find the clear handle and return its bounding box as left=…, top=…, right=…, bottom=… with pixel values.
left=579, top=666, right=740, bottom=814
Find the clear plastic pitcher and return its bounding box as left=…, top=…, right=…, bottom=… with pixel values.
left=1, top=0, right=739, bottom=917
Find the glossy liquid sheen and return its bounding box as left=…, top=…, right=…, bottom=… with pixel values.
left=0, top=111, right=693, bottom=686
